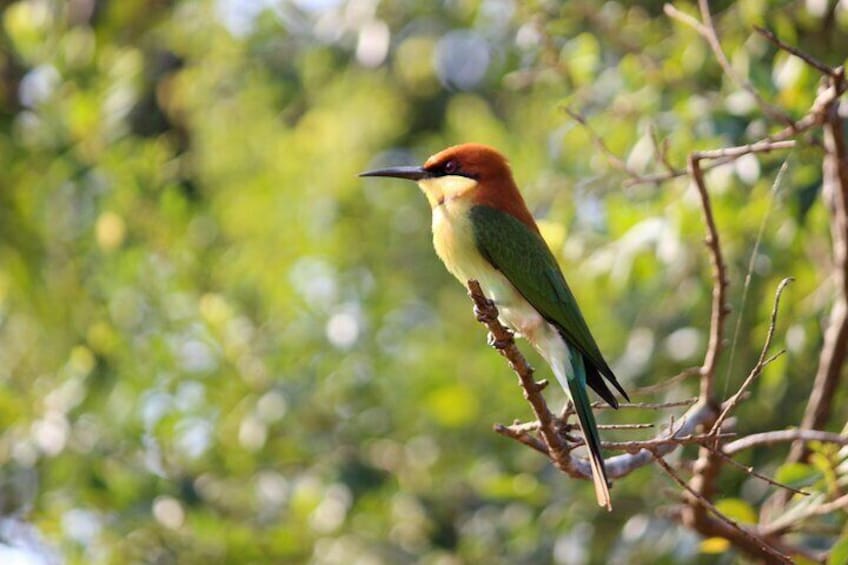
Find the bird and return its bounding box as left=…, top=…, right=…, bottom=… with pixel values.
left=360, top=143, right=629, bottom=510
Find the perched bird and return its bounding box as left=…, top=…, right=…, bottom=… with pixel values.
left=360, top=143, right=628, bottom=510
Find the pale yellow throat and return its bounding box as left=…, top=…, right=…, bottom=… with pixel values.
left=417, top=175, right=478, bottom=209
left=417, top=173, right=496, bottom=299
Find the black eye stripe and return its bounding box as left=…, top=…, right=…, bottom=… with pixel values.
left=424, top=159, right=476, bottom=178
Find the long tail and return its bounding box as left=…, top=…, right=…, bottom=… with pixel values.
left=568, top=352, right=612, bottom=511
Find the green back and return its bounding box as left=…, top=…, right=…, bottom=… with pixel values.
left=469, top=205, right=627, bottom=402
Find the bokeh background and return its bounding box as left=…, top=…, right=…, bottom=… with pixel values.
left=1, top=0, right=847, bottom=563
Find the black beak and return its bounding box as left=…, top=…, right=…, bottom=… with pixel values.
left=359, top=166, right=429, bottom=181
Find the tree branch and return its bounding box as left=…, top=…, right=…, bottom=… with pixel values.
left=467, top=280, right=719, bottom=483
left=710, top=278, right=793, bottom=436
left=688, top=152, right=728, bottom=402
left=653, top=452, right=793, bottom=564
left=466, top=280, right=585, bottom=479
left=723, top=429, right=848, bottom=456
left=468, top=19, right=848, bottom=560
left=789, top=72, right=848, bottom=463
left=666, top=1, right=795, bottom=127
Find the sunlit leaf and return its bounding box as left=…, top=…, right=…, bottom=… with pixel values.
left=700, top=537, right=730, bottom=554
left=828, top=537, right=848, bottom=565
left=714, top=498, right=757, bottom=525
left=775, top=462, right=822, bottom=489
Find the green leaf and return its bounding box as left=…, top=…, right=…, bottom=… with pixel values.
left=828, top=537, right=848, bottom=565
left=700, top=537, right=730, bottom=554
left=714, top=498, right=757, bottom=525
left=774, top=462, right=822, bottom=489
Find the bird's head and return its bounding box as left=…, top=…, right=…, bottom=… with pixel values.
left=360, top=143, right=516, bottom=209
left=361, top=143, right=537, bottom=231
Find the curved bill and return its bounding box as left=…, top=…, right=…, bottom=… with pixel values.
left=358, top=166, right=429, bottom=181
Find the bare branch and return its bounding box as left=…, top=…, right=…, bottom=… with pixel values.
left=466, top=280, right=586, bottom=479
left=493, top=423, right=549, bottom=455
left=789, top=70, right=848, bottom=463
left=649, top=125, right=677, bottom=177
left=710, top=278, right=794, bottom=436
left=663, top=3, right=708, bottom=34
left=499, top=418, right=653, bottom=436
left=602, top=433, right=735, bottom=453
left=665, top=1, right=794, bottom=127
left=688, top=152, right=728, bottom=402
left=762, top=492, right=848, bottom=537
left=467, top=281, right=719, bottom=484
left=693, top=140, right=795, bottom=161
left=629, top=367, right=700, bottom=395
left=472, top=22, right=848, bottom=559
left=754, top=26, right=840, bottom=79
left=723, top=429, right=848, bottom=456
left=624, top=135, right=794, bottom=188
left=561, top=107, right=650, bottom=179
left=597, top=423, right=654, bottom=431
left=603, top=400, right=718, bottom=479
left=702, top=442, right=809, bottom=497
left=624, top=65, right=844, bottom=189
left=591, top=398, right=698, bottom=410
left=653, top=452, right=793, bottom=564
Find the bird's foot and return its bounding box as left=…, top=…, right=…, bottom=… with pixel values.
left=474, top=304, right=497, bottom=323
left=531, top=379, right=548, bottom=393
left=486, top=331, right=512, bottom=349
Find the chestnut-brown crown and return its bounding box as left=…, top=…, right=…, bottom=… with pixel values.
left=423, top=143, right=512, bottom=181
left=423, top=143, right=538, bottom=233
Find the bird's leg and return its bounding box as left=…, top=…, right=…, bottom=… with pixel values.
left=472, top=304, right=490, bottom=322
left=472, top=292, right=496, bottom=319
left=556, top=402, right=583, bottom=446
left=559, top=429, right=583, bottom=448
left=486, top=330, right=513, bottom=350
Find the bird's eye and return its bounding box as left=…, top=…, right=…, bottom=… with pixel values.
left=443, top=160, right=459, bottom=174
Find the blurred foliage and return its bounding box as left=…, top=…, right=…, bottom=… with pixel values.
left=1, top=0, right=847, bottom=563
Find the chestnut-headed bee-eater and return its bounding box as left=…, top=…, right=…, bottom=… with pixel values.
left=360, top=143, right=628, bottom=510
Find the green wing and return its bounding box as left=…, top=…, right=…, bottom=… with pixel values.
left=469, top=204, right=628, bottom=406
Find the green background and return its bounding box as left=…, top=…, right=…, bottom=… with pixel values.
left=1, top=0, right=846, bottom=562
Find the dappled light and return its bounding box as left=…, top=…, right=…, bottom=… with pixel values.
left=1, top=0, right=848, bottom=563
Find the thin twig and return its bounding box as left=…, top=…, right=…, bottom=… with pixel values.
left=499, top=418, right=652, bottom=436
left=688, top=151, right=728, bottom=402
left=652, top=452, right=793, bottom=564
left=754, top=26, right=839, bottom=79
left=469, top=281, right=721, bottom=484
left=602, top=433, right=735, bottom=453
left=597, top=423, right=654, bottom=430
left=719, top=160, right=789, bottom=406
left=591, top=398, right=698, bottom=410
left=650, top=125, right=677, bottom=176
left=629, top=367, right=700, bottom=395
left=624, top=66, right=844, bottom=189
left=663, top=3, right=708, bottom=34
left=603, top=400, right=718, bottom=479
left=493, top=423, right=549, bottom=455
left=693, top=140, right=795, bottom=161
left=761, top=493, right=848, bottom=537
left=561, top=107, right=660, bottom=181
left=665, top=1, right=794, bottom=127
left=723, top=429, right=848, bottom=456
left=702, top=442, right=809, bottom=496
left=711, top=278, right=794, bottom=436
left=624, top=135, right=792, bottom=188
